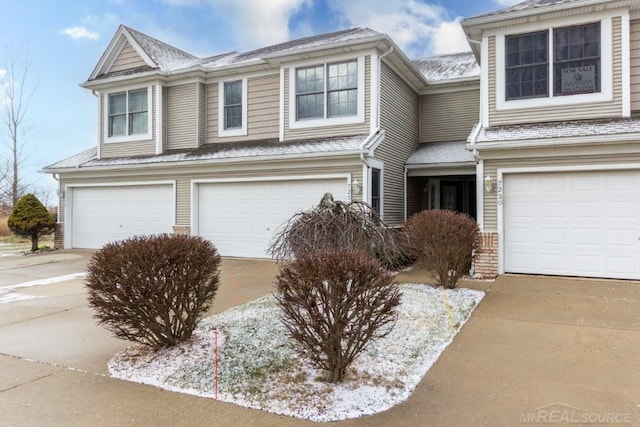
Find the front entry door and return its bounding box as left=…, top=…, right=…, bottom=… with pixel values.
left=440, top=180, right=464, bottom=212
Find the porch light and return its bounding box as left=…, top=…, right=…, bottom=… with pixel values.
left=484, top=174, right=494, bottom=193
left=351, top=179, right=362, bottom=195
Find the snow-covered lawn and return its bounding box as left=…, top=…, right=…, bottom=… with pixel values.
left=109, top=284, right=484, bottom=422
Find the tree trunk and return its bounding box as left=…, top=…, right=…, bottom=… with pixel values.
left=12, top=134, right=18, bottom=207
left=31, top=234, right=38, bottom=252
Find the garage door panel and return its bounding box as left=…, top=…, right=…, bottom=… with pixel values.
left=197, top=179, right=348, bottom=258
left=71, top=185, right=174, bottom=249
left=504, top=171, right=640, bottom=280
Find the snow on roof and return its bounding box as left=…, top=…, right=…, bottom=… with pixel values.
left=467, top=0, right=581, bottom=21
left=476, top=117, right=640, bottom=143
left=124, top=26, right=199, bottom=71
left=94, top=27, right=384, bottom=79
left=44, top=147, right=98, bottom=169
left=412, top=52, right=479, bottom=83
left=406, top=141, right=475, bottom=165
left=205, top=28, right=383, bottom=68
left=44, top=135, right=368, bottom=171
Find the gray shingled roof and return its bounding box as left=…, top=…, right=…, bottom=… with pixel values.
left=468, top=0, right=581, bottom=20
left=124, top=25, right=200, bottom=71
left=406, top=141, right=475, bottom=165
left=204, top=28, right=383, bottom=68
left=94, top=27, right=384, bottom=80
left=43, top=134, right=369, bottom=171
left=412, top=52, right=479, bottom=83
left=475, top=117, right=640, bottom=143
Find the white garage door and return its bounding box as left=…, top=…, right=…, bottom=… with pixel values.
left=196, top=178, right=348, bottom=258
left=70, top=185, right=174, bottom=249
left=504, top=170, right=640, bottom=280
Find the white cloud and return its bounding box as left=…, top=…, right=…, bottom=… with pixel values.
left=493, top=0, right=523, bottom=5
left=61, top=26, right=101, bottom=41
left=327, top=0, right=470, bottom=58
left=164, top=0, right=310, bottom=48
left=0, top=69, right=5, bottom=79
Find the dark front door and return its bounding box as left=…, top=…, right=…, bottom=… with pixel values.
left=440, top=180, right=464, bottom=212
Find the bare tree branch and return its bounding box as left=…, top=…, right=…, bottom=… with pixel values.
left=0, top=48, right=37, bottom=208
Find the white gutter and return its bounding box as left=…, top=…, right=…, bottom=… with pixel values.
left=377, top=46, right=394, bottom=131
left=468, top=132, right=640, bottom=151
left=462, top=0, right=626, bottom=27
left=40, top=149, right=367, bottom=175
left=405, top=161, right=476, bottom=170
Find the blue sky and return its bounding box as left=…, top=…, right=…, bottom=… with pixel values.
left=0, top=0, right=519, bottom=203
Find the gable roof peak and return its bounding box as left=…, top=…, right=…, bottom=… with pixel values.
left=120, top=25, right=199, bottom=71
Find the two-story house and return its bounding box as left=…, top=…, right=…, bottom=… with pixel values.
left=45, top=0, right=639, bottom=282
left=44, top=26, right=427, bottom=258
left=463, top=0, right=640, bottom=280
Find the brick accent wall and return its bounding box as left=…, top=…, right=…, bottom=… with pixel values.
left=172, top=225, right=191, bottom=235
left=474, top=231, right=498, bottom=278
left=54, top=223, right=64, bottom=249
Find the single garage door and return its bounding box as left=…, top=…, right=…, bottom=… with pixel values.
left=504, top=170, right=640, bottom=280
left=196, top=178, right=348, bottom=258
left=70, top=184, right=174, bottom=248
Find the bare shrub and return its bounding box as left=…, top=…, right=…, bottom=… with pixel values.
left=86, top=234, right=221, bottom=349
left=268, top=193, right=405, bottom=269
left=275, top=249, right=400, bottom=383
left=405, top=210, right=479, bottom=289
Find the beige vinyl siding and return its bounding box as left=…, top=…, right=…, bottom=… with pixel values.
left=109, top=41, right=147, bottom=73
left=99, top=89, right=157, bottom=158
left=206, top=74, right=279, bottom=143
left=419, top=89, right=479, bottom=143
left=488, top=17, right=623, bottom=126
left=58, top=157, right=362, bottom=228
left=284, top=56, right=371, bottom=140
left=167, top=83, right=198, bottom=150
left=482, top=151, right=640, bottom=230
left=631, top=19, right=640, bottom=112
left=376, top=62, right=419, bottom=226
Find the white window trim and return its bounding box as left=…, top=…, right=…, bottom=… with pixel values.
left=493, top=13, right=615, bottom=111
left=103, top=86, right=153, bottom=144
left=218, top=78, right=248, bottom=137
left=366, top=159, right=384, bottom=218
left=288, top=55, right=365, bottom=129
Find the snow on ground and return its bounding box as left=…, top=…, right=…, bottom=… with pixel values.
left=109, top=284, right=484, bottom=422
left=0, top=273, right=87, bottom=305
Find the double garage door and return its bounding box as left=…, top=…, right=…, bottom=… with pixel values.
left=68, top=178, right=348, bottom=258
left=503, top=170, right=640, bottom=280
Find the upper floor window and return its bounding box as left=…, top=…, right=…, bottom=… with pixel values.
left=506, top=31, right=548, bottom=100
left=505, top=22, right=601, bottom=101
left=108, top=89, right=148, bottom=137
left=224, top=80, right=242, bottom=130
left=218, top=78, right=247, bottom=137
left=295, top=60, right=358, bottom=120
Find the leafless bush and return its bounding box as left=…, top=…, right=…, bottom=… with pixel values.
left=275, top=249, right=400, bottom=383
left=268, top=193, right=406, bottom=269
left=405, top=210, right=479, bottom=289
left=86, top=234, right=221, bottom=349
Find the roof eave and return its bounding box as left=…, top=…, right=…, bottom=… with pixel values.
left=405, top=161, right=475, bottom=169
left=469, top=131, right=640, bottom=150
left=41, top=149, right=368, bottom=174
left=463, top=0, right=634, bottom=29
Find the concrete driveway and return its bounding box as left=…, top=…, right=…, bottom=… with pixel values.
left=0, top=252, right=639, bottom=426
